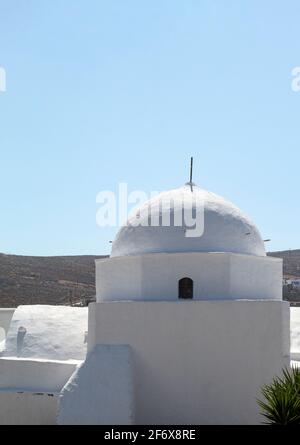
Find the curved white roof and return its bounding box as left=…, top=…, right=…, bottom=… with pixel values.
left=111, top=184, right=266, bottom=258
left=3, top=305, right=88, bottom=361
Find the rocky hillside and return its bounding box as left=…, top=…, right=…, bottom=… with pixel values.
left=0, top=253, right=106, bottom=307
left=0, top=250, right=299, bottom=307
left=268, top=249, right=300, bottom=278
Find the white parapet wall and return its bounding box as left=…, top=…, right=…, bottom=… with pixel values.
left=0, top=392, right=59, bottom=425
left=0, top=357, right=80, bottom=393
left=88, top=300, right=290, bottom=425
left=0, top=357, right=81, bottom=425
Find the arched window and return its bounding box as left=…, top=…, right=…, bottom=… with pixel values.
left=178, top=277, right=193, bottom=299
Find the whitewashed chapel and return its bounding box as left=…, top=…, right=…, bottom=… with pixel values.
left=0, top=180, right=296, bottom=424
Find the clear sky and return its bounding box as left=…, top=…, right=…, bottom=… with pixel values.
left=0, top=0, right=300, bottom=257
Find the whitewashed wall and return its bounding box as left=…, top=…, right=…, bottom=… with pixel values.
left=58, top=345, right=134, bottom=425
left=88, top=300, right=290, bottom=425
left=3, top=305, right=88, bottom=360
left=0, top=392, right=58, bottom=425
left=0, top=357, right=80, bottom=393
left=0, top=357, right=80, bottom=425
left=96, top=252, right=282, bottom=302
left=0, top=357, right=81, bottom=425
left=0, top=305, right=87, bottom=425
left=290, top=307, right=300, bottom=362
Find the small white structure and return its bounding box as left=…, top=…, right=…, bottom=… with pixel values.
left=0, top=182, right=294, bottom=424
left=0, top=305, right=88, bottom=425
left=3, top=305, right=88, bottom=361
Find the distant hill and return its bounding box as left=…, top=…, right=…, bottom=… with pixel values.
left=0, top=250, right=299, bottom=308
left=268, top=249, right=300, bottom=278
left=0, top=253, right=107, bottom=307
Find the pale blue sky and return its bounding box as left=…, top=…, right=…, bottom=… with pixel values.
left=0, top=0, right=300, bottom=256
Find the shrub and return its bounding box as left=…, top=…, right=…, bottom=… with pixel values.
left=257, top=367, right=300, bottom=425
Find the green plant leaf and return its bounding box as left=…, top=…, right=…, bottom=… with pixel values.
left=257, top=366, right=300, bottom=425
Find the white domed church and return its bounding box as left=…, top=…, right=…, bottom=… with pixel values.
left=0, top=179, right=291, bottom=425
left=86, top=181, right=289, bottom=424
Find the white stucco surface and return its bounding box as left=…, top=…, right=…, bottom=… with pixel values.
left=290, top=307, right=300, bottom=362
left=111, top=184, right=266, bottom=258
left=0, top=357, right=80, bottom=392
left=88, top=300, right=290, bottom=425
left=0, top=356, right=81, bottom=425
left=96, top=252, right=282, bottom=302
left=2, top=305, right=88, bottom=361
left=57, top=345, right=134, bottom=425
left=0, top=309, right=15, bottom=340
left=291, top=360, right=300, bottom=368
left=0, top=391, right=58, bottom=425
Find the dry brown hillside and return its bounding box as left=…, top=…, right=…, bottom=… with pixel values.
left=268, top=249, right=300, bottom=278
left=0, top=253, right=106, bottom=307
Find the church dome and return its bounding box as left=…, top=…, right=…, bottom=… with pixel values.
left=111, top=184, right=266, bottom=258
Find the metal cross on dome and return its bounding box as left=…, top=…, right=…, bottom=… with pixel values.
left=188, top=156, right=194, bottom=192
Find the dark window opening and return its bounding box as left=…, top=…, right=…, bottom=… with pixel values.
left=178, top=277, right=193, bottom=299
